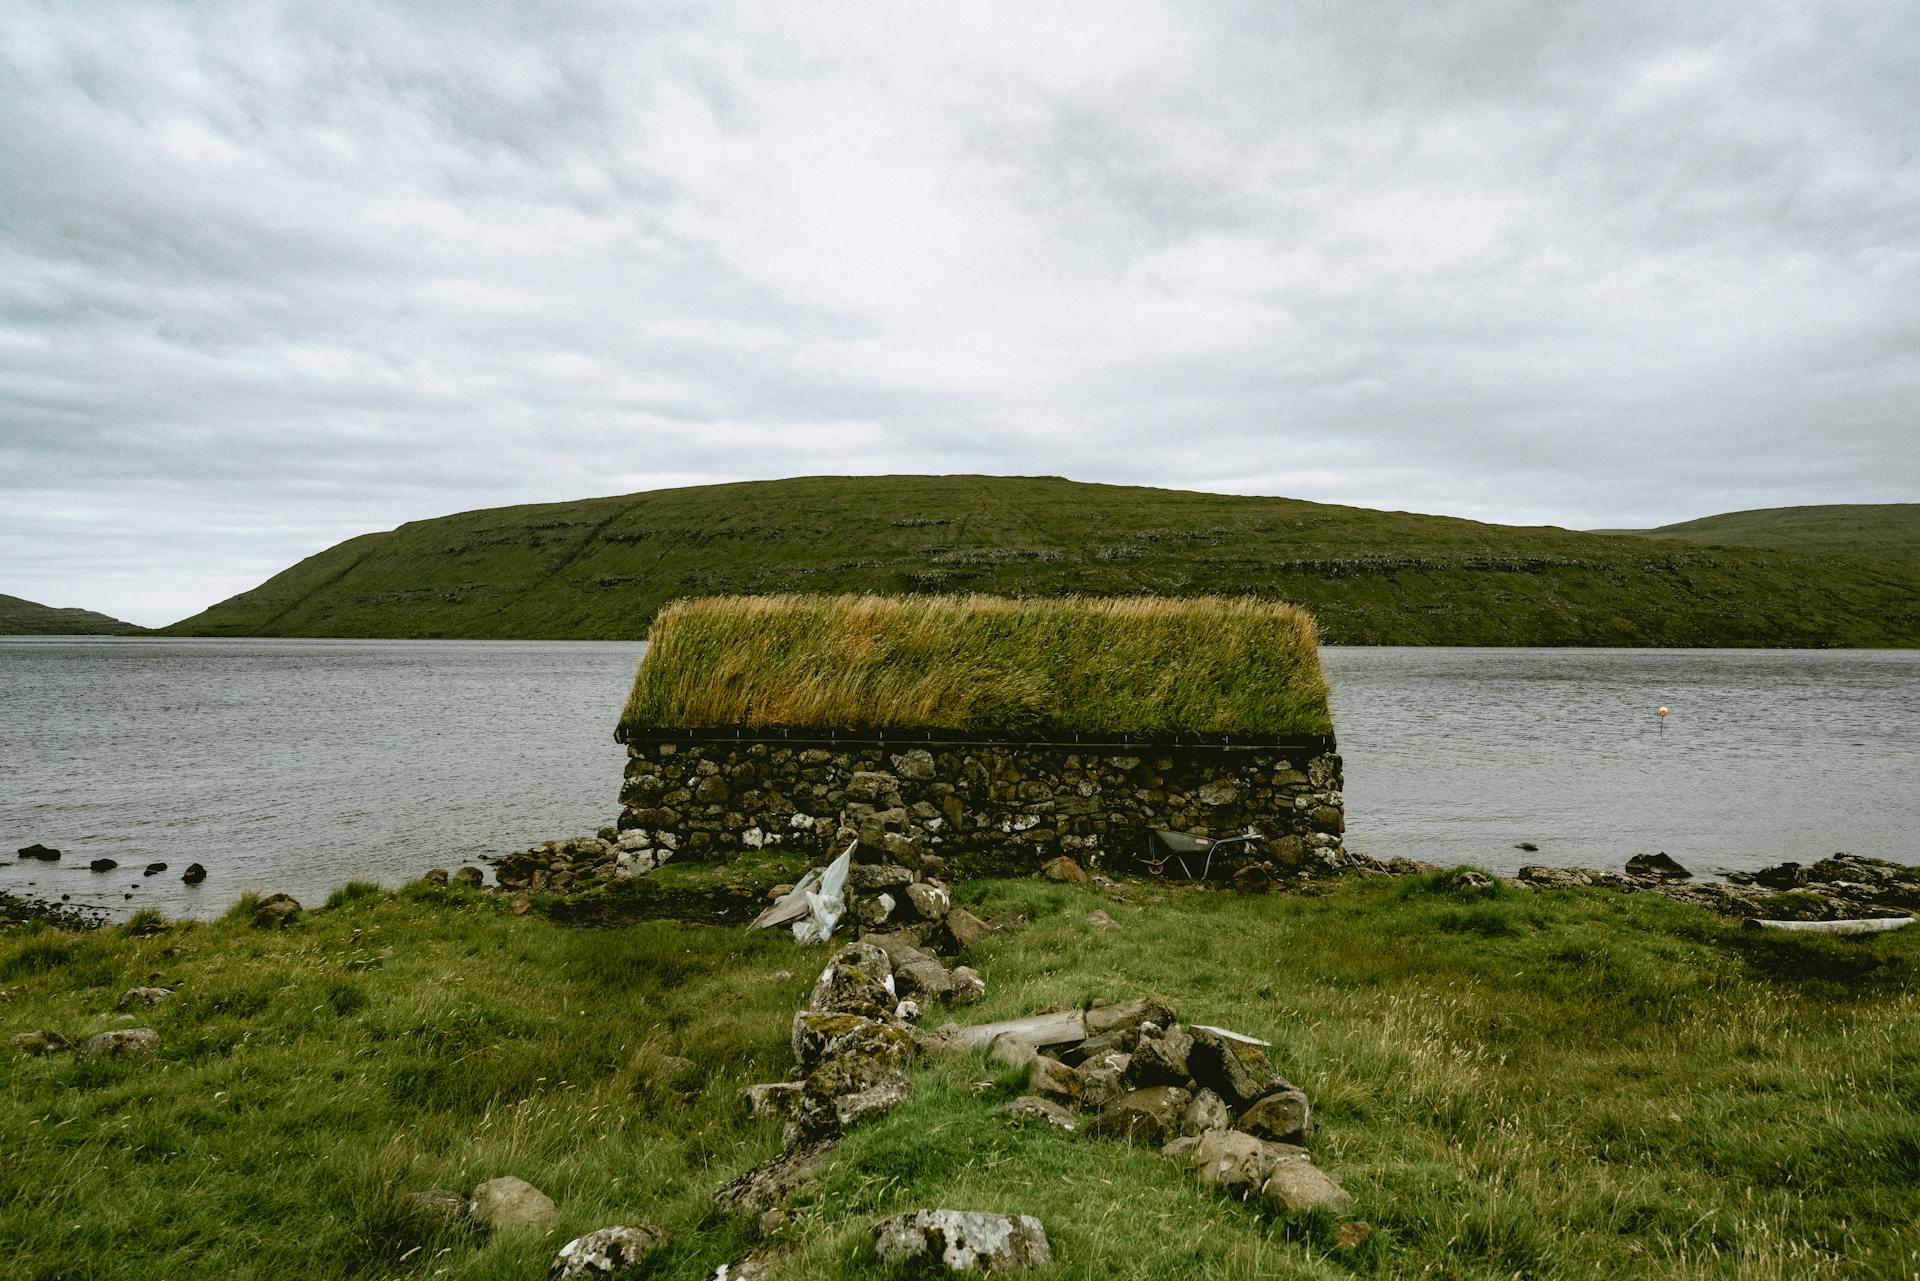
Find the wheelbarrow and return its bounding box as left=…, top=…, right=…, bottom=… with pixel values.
left=1138, top=828, right=1266, bottom=881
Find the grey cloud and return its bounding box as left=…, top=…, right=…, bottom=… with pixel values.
left=1, top=0, right=1914, bottom=624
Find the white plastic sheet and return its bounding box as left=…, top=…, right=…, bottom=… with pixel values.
left=792, top=842, right=855, bottom=945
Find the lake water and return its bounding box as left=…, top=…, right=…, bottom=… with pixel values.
left=2, top=638, right=1915, bottom=918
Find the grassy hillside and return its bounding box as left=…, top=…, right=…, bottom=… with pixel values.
left=161, top=476, right=1920, bottom=646
left=3, top=874, right=1917, bottom=1279
left=0, top=592, right=136, bottom=636
left=624, top=594, right=1331, bottom=736
left=1619, top=504, right=1920, bottom=563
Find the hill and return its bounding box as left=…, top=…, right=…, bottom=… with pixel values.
left=161, top=476, right=1920, bottom=647
left=0, top=592, right=136, bottom=636
left=1616, top=503, right=1920, bottom=562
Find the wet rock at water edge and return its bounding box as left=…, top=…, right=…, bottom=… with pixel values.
left=17, top=844, right=60, bottom=861
left=143, top=863, right=167, bottom=876
left=422, top=868, right=449, bottom=886
left=77, top=1028, right=160, bottom=1060
left=872, top=1209, right=1053, bottom=1274
left=549, top=1224, right=669, bottom=1279
left=453, top=866, right=486, bottom=888
left=180, top=863, right=207, bottom=884
left=470, top=1176, right=558, bottom=1233
left=1626, top=851, right=1691, bottom=880
left=89, top=858, right=118, bottom=873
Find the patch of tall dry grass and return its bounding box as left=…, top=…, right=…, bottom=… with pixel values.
left=620, top=593, right=1332, bottom=735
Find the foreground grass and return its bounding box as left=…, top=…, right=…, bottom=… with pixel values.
left=623, top=593, right=1331, bottom=736
left=2, top=875, right=1917, bottom=1279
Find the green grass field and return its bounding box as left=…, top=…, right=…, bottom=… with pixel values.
left=4, top=874, right=1916, bottom=1279
left=0, top=593, right=135, bottom=637
left=622, top=594, right=1331, bottom=736
left=1617, top=504, right=1920, bottom=563
left=159, top=476, right=1920, bottom=647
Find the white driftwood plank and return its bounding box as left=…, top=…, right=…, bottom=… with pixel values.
left=1742, top=916, right=1915, bottom=935
left=947, top=1010, right=1089, bottom=1050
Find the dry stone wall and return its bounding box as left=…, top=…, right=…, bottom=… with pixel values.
left=616, top=733, right=1344, bottom=878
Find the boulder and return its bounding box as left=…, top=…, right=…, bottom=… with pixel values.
left=1086, top=910, right=1119, bottom=929
left=549, top=1224, right=668, bottom=1279
left=872, top=1209, right=1052, bottom=1274
left=1083, top=998, right=1177, bottom=1040
left=76, top=1028, right=160, bottom=1061
left=470, top=1176, right=558, bottom=1233
left=180, top=862, right=207, bottom=884
left=1088, top=1086, right=1191, bottom=1146
left=16, top=844, right=60, bottom=861
left=251, top=894, right=302, bottom=929
left=1005, top=1095, right=1078, bottom=1131
left=9, top=1029, right=69, bottom=1056
left=1074, top=1052, right=1131, bottom=1110
left=422, top=868, right=449, bottom=886
left=1038, top=856, right=1087, bottom=885
left=904, top=881, right=951, bottom=921
left=947, top=967, right=986, bottom=1006
left=1189, top=1129, right=1276, bottom=1198
left=807, top=943, right=896, bottom=1020
left=1161, top=1134, right=1201, bottom=1162
left=89, top=858, right=118, bottom=873
left=1186, top=1026, right=1280, bottom=1107
left=1181, top=1088, right=1232, bottom=1138
left=713, top=1141, right=833, bottom=1216
left=115, top=987, right=172, bottom=1011
left=453, top=866, right=485, bottom=888
left=403, top=1189, right=468, bottom=1224
left=1129, top=1024, right=1193, bottom=1085
left=987, top=1033, right=1038, bottom=1070
left=1238, top=1089, right=1312, bottom=1143
left=892, top=956, right=954, bottom=1002
left=787, top=1053, right=912, bottom=1143
left=1626, top=852, right=1691, bottom=880
left=142, top=863, right=168, bottom=876
left=945, top=906, right=992, bottom=950
left=741, top=1082, right=804, bottom=1119
left=791, top=1012, right=914, bottom=1075
left=1026, top=1055, right=1082, bottom=1106
left=1261, top=1158, right=1354, bottom=1215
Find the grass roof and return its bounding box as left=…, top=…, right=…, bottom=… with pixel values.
left=619, top=593, right=1332, bottom=738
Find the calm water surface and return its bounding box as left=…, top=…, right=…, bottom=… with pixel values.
left=2, top=638, right=1915, bottom=918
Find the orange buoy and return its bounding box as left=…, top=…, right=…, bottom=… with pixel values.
left=1657, top=707, right=1669, bottom=718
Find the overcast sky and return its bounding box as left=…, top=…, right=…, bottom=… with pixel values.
left=3, top=1, right=1915, bottom=626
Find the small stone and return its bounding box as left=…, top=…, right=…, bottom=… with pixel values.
left=1181, top=1088, right=1232, bottom=1138
left=1086, top=910, right=1118, bottom=929
left=453, top=866, right=486, bottom=888
left=1039, top=856, right=1087, bottom=885
left=9, top=1030, right=69, bottom=1055
left=1005, top=1095, right=1078, bottom=1131
left=180, top=863, right=207, bottom=884
left=1190, top=1129, right=1276, bottom=1197
left=115, top=986, right=172, bottom=1011
left=1089, top=1085, right=1191, bottom=1146
left=947, top=966, right=986, bottom=1005
left=1261, top=1158, right=1353, bottom=1215
left=945, top=906, right=992, bottom=950
left=403, top=1189, right=467, bottom=1224
left=251, top=893, right=302, bottom=929
left=1083, top=998, right=1177, bottom=1039
left=1334, top=1221, right=1373, bottom=1252
left=549, top=1224, right=668, bottom=1279
left=1187, top=1026, right=1280, bottom=1107
left=904, top=881, right=951, bottom=920
left=988, top=1032, right=1038, bottom=1070
left=1238, top=1089, right=1312, bottom=1143
left=470, top=1176, right=558, bottom=1233
left=1626, top=851, right=1692, bottom=880
left=76, top=1028, right=160, bottom=1060
left=894, top=957, right=955, bottom=1001
left=1074, top=1052, right=1131, bottom=1110
left=1129, top=1024, right=1193, bottom=1085
left=872, top=1209, right=1052, bottom=1274
left=1026, top=1054, right=1083, bottom=1106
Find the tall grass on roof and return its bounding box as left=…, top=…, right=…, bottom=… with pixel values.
left=620, top=594, right=1332, bottom=737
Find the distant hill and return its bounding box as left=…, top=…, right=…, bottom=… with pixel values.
left=162, top=476, right=1920, bottom=647
left=1612, top=504, right=1920, bottom=563
left=0, top=592, right=137, bottom=636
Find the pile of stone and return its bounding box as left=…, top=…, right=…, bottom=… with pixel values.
left=489, top=831, right=633, bottom=894
left=1517, top=852, right=1920, bottom=921
left=939, top=997, right=1353, bottom=1218
left=719, top=925, right=987, bottom=1224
